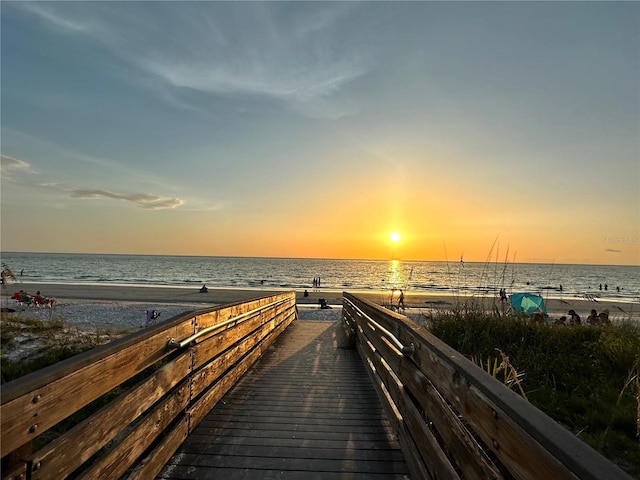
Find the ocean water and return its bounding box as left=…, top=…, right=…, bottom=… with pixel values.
left=2, top=252, right=639, bottom=303
left=2, top=252, right=638, bottom=332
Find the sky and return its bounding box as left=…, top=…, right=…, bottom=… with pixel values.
left=1, top=1, right=639, bottom=265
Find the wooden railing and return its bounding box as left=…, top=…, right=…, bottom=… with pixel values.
left=1, top=291, right=296, bottom=480
left=342, top=292, right=633, bottom=480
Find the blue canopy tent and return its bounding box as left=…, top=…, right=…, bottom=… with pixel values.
left=509, top=292, right=546, bottom=314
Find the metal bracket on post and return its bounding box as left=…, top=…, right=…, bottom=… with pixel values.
left=402, top=342, right=415, bottom=355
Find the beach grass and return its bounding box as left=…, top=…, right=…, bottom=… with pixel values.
left=1, top=314, right=130, bottom=384
left=423, top=309, right=640, bottom=476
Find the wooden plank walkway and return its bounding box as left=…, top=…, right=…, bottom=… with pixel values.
left=157, top=319, right=410, bottom=479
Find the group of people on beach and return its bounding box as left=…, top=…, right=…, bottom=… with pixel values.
left=554, top=308, right=611, bottom=326
left=598, top=283, right=622, bottom=292
left=10, top=290, right=57, bottom=308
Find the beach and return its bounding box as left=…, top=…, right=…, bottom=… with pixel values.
left=4, top=283, right=639, bottom=330
left=2, top=282, right=638, bottom=363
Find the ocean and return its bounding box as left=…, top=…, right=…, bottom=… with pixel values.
left=1, top=252, right=638, bottom=333
left=2, top=252, right=639, bottom=303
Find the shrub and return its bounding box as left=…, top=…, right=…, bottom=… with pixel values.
left=425, top=310, right=640, bottom=476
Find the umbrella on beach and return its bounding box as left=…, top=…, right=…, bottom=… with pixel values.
left=509, top=292, right=546, bottom=314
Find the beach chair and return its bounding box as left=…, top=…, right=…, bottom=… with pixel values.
left=11, top=291, right=32, bottom=306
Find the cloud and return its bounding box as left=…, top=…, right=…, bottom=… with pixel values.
left=139, top=3, right=367, bottom=102
left=0, top=155, right=32, bottom=174
left=15, top=2, right=96, bottom=35
left=0, top=140, right=197, bottom=212
left=0, top=155, right=37, bottom=183
left=605, top=248, right=622, bottom=253
left=12, top=2, right=368, bottom=118
left=70, top=189, right=183, bottom=210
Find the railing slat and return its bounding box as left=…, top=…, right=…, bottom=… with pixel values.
left=76, top=382, right=191, bottom=480
left=124, top=415, right=190, bottom=480
left=1, top=319, right=195, bottom=456
left=396, top=379, right=464, bottom=480
left=29, top=353, right=193, bottom=480
left=359, top=333, right=451, bottom=480
left=399, top=359, right=503, bottom=480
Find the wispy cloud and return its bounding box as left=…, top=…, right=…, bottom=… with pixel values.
left=70, top=189, right=183, bottom=210
left=17, top=2, right=96, bottom=35
left=1, top=153, right=184, bottom=211
left=2, top=128, right=178, bottom=192
left=0, top=155, right=33, bottom=176
left=12, top=2, right=368, bottom=118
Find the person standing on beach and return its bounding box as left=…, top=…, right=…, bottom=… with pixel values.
left=499, top=288, right=507, bottom=302
left=398, top=289, right=405, bottom=311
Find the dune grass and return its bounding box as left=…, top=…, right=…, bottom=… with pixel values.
left=1, top=314, right=129, bottom=384
left=424, top=309, right=640, bottom=476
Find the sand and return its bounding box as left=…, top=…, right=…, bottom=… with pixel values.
left=7, top=282, right=639, bottom=322
left=4, top=283, right=634, bottom=365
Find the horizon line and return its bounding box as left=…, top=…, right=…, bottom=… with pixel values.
left=2, top=250, right=638, bottom=268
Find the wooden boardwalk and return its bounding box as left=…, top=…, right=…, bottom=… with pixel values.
left=157, top=320, right=410, bottom=479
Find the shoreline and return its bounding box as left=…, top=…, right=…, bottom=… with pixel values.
left=5, top=282, right=639, bottom=322
left=1, top=283, right=637, bottom=362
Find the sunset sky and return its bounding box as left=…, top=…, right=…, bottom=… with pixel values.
left=1, top=2, right=638, bottom=265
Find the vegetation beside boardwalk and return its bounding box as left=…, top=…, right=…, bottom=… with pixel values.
left=424, top=310, right=640, bottom=477
left=1, top=314, right=130, bottom=384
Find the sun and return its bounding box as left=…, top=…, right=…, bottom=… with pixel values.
left=389, top=232, right=401, bottom=243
